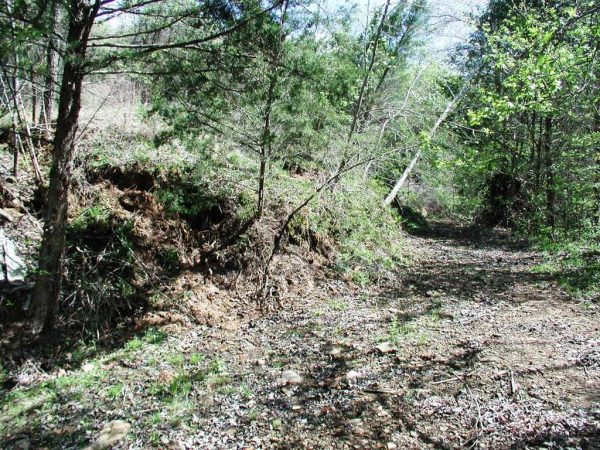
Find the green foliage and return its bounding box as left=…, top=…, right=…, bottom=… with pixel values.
left=306, top=177, right=405, bottom=275
left=453, top=0, right=600, bottom=236
left=107, top=383, right=124, bottom=400
left=70, top=205, right=111, bottom=234
left=533, top=229, right=600, bottom=299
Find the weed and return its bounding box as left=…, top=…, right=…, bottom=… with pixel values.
left=144, top=327, right=167, bottom=344
left=125, top=337, right=145, bottom=352
left=272, top=360, right=286, bottom=368
left=150, top=430, right=162, bottom=444
left=125, top=328, right=166, bottom=352
left=387, top=317, right=420, bottom=343
left=0, top=364, right=7, bottom=386
left=70, top=340, right=97, bottom=366
left=272, top=418, right=283, bottom=431
left=107, top=383, right=124, bottom=400
left=147, top=357, right=158, bottom=366
left=208, top=374, right=231, bottom=388
left=219, top=385, right=237, bottom=396
left=189, top=353, right=204, bottom=365
left=328, top=298, right=348, bottom=311
left=247, top=409, right=259, bottom=422
left=209, top=358, right=226, bottom=374
left=168, top=374, right=193, bottom=397
left=159, top=247, right=180, bottom=271
left=417, top=333, right=429, bottom=346
left=239, top=385, right=252, bottom=400
left=167, top=354, right=185, bottom=367
left=70, top=205, right=110, bottom=233
left=351, top=270, right=370, bottom=287
left=388, top=316, right=401, bottom=343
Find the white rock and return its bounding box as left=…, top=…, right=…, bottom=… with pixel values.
left=346, top=370, right=361, bottom=380
left=279, top=370, right=303, bottom=385
left=374, top=342, right=397, bottom=354
left=85, top=420, right=130, bottom=450
left=1, top=230, right=26, bottom=282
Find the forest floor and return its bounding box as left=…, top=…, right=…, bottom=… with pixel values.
left=1, top=222, right=599, bottom=449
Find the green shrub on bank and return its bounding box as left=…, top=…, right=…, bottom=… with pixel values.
left=532, top=226, right=600, bottom=301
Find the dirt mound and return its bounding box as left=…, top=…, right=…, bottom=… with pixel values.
left=92, top=164, right=156, bottom=191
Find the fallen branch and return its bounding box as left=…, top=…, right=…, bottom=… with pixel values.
left=382, top=64, right=482, bottom=206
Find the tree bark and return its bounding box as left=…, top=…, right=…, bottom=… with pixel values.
left=256, top=0, right=288, bottom=219
left=347, top=0, right=391, bottom=144
left=31, top=0, right=99, bottom=335
left=544, top=116, right=555, bottom=229
left=30, top=71, right=37, bottom=126
left=39, top=0, right=59, bottom=135
left=257, top=77, right=274, bottom=218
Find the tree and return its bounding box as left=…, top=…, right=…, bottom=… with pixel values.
left=31, top=0, right=101, bottom=334
left=29, top=0, right=285, bottom=334
left=453, top=0, right=600, bottom=233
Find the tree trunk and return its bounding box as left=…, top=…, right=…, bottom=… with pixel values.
left=256, top=0, right=288, bottom=219
left=534, top=115, right=543, bottom=190
left=31, top=0, right=99, bottom=335
left=30, top=72, right=37, bottom=126
left=544, top=116, right=555, bottom=230
left=11, top=115, right=21, bottom=177
left=2, top=65, right=43, bottom=182
left=347, top=0, right=391, bottom=145
left=39, top=0, right=59, bottom=134
left=594, top=113, right=600, bottom=225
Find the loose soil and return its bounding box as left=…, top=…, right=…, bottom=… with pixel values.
left=1, top=223, right=599, bottom=449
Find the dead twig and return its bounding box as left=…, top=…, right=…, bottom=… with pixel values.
left=509, top=369, right=517, bottom=397
left=362, top=387, right=405, bottom=396
left=432, top=371, right=475, bottom=385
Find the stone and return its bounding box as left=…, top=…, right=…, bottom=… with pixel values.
left=85, top=420, right=131, bottom=450
left=374, top=342, right=397, bottom=354
left=279, top=370, right=303, bottom=385
left=346, top=370, right=361, bottom=381
left=328, top=347, right=344, bottom=359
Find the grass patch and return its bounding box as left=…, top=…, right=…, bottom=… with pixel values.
left=328, top=298, right=348, bottom=311
left=532, top=236, right=600, bottom=300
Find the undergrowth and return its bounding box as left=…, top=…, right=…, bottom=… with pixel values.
left=81, top=128, right=408, bottom=283
left=531, top=227, right=600, bottom=302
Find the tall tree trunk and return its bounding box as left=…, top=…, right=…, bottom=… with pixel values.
left=528, top=111, right=537, bottom=177
left=347, top=0, right=391, bottom=145
left=594, top=113, right=600, bottom=225
left=30, top=71, right=37, bottom=126
left=1, top=74, right=22, bottom=177
left=256, top=0, right=288, bottom=219
left=1, top=65, right=43, bottom=182
left=257, top=74, right=276, bottom=219
left=31, top=0, right=99, bottom=335
left=544, top=116, right=555, bottom=230
left=11, top=114, right=22, bottom=177
left=39, top=0, right=59, bottom=135
left=534, top=115, right=543, bottom=190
